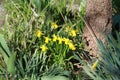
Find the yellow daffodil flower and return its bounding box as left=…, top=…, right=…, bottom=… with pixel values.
left=92, top=60, right=99, bottom=70
left=44, top=37, right=51, bottom=44
left=53, top=34, right=58, bottom=42
left=65, top=26, right=70, bottom=32
left=36, top=30, right=42, bottom=38
left=58, top=37, right=63, bottom=44
left=68, top=43, right=76, bottom=50
left=69, top=29, right=77, bottom=37
left=40, top=45, right=48, bottom=52
left=63, top=38, right=71, bottom=45
left=51, top=22, right=58, bottom=29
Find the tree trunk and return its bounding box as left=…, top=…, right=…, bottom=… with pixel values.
left=83, top=0, right=112, bottom=56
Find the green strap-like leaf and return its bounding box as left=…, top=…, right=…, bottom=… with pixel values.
left=0, top=34, right=11, bottom=64
left=0, top=34, right=16, bottom=74
left=7, top=52, right=16, bottom=74
left=41, top=76, right=69, bottom=80
left=0, top=34, right=11, bottom=56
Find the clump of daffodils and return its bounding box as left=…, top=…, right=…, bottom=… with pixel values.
left=53, top=35, right=76, bottom=50
left=35, top=23, right=79, bottom=53
left=40, top=34, right=76, bottom=51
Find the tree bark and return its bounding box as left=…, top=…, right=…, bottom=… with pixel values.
left=83, top=0, right=112, bottom=56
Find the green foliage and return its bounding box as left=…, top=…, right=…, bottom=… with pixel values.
left=113, top=14, right=120, bottom=27
left=75, top=33, right=120, bottom=80
left=0, top=34, right=16, bottom=74
left=41, top=66, right=71, bottom=80
left=112, top=14, right=120, bottom=41
left=97, top=33, right=120, bottom=79
left=41, top=76, right=69, bottom=80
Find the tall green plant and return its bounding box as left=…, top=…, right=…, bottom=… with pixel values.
left=75, top=33, right=120, bottom=80
left=0, top=34, right=16, bottom=74
left=97, top=33, right=120, bottom=79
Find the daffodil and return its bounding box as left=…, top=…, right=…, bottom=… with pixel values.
left=44, top=37, right=51, bottom=44
left=65, top=26, right=70, bottom=32
left=51, top=22, right=58, bottom=29
left=92, top=60, right=99, bottom=70
left=36, top=30, right=42, bottom=38
left=53, top=34, right=58, bottom=42
left=63, top=38, right=71, bottom=45
left=40, top=44, right=48, bottom=52
left=69, top=29, right=77, bottom=37
left=68, top=43, right=76, bottom=50
left=58, top=37, right=63, bottom=44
